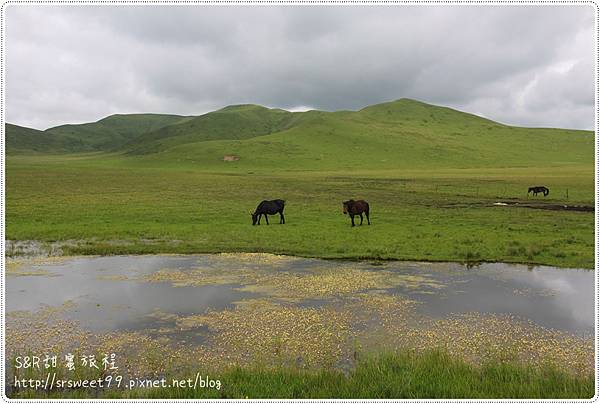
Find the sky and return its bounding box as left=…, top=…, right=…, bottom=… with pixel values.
left=6, top=5, right=596, bottom=130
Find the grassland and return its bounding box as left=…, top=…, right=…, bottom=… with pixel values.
left=5, top=99, right=595, bottom=268
left=9, top=350, right=593, bottom=399
left=6, top=156, right=594, bottom=267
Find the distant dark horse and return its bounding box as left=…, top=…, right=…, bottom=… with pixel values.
left=251, top=199, right=285, bottom=225
left=528, top=186, right=550, bottom=197
left=343, top=200, right=370, bottom=227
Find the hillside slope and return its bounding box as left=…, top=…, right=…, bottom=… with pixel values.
left=45, top=113, right=190, bottom=152
left=6, top=99, right=594, bottom=170
left=123, top=105, right=297, bottom=155
left=6, top=123, right=77, bottom=154
left=130, top=99, right=593, bottom=170
left=6, top=114, right=191, bottom=154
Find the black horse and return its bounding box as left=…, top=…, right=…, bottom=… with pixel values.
left=528, top=186, right=549, bottom=197
left=251, top=199, right=285, bottom=225
left=342, top=199, right=370, bottom=227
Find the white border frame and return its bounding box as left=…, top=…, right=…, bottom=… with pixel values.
left=0, top=1, right=597, bottom=402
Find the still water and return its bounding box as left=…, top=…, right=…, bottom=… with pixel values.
left=6, top=254, right=593, bottom=336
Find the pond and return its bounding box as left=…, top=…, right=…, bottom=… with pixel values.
left=5, top=254, right=594, bottom=376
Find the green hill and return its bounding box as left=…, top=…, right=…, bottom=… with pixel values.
left=45, top=113, right=190, bottom=152
left=131, top=99, right=592, bottom=170
left=6, top=98, right=593, bottom=170
left=123, top=104, right=297, bottom=155
left=6, top=114, right=190, bottom=154
left=6, top=123, right=68, bottom=154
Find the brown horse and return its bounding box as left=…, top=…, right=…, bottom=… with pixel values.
left=342, top=199, right=370, bottom=227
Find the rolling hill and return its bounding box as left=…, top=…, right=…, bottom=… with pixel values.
left=122, top=104, right=298, bottom=155
left=6, top=113, right=190, bottom=154
left=44, top=113, right=190, bottom=152
left=6, top=123, right=70, bottom=154
left=6, top=98, right=594, bottom=170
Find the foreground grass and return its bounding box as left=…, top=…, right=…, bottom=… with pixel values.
left=9, top=350, right=594, bottom=399
left=6, top=155, right=594, bottom=268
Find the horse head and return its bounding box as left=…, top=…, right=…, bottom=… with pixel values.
left=342, top=200, right=354, bottom=214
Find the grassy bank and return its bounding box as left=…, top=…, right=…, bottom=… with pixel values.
left=9, top=350, right=594, bottom=399
left=6, top=155, right=594, bottom=268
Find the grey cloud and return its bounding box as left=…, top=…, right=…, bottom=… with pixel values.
left=6, top=5, right=595, bottom=130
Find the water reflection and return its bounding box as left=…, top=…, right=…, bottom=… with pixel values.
left=6, top=255, right=594, bottom=336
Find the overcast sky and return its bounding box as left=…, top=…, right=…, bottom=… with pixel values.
left=6, top=5, right=595, bottom=130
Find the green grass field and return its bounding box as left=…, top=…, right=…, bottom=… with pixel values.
left=9, top=350, right=593, bottom=399
left=6, top=99, right=595, bottom=268
left=6, top=159, right=594, bottom=268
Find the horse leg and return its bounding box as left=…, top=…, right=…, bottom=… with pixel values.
left=359, top=213, right=364, bottom=225
left=366, top=210, right=370, bottom=225
left=280, top=211, right=285, bottom=224
left=265, top=214, right=269, bottom=225
left=350, top=214, right=355, bottom=227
